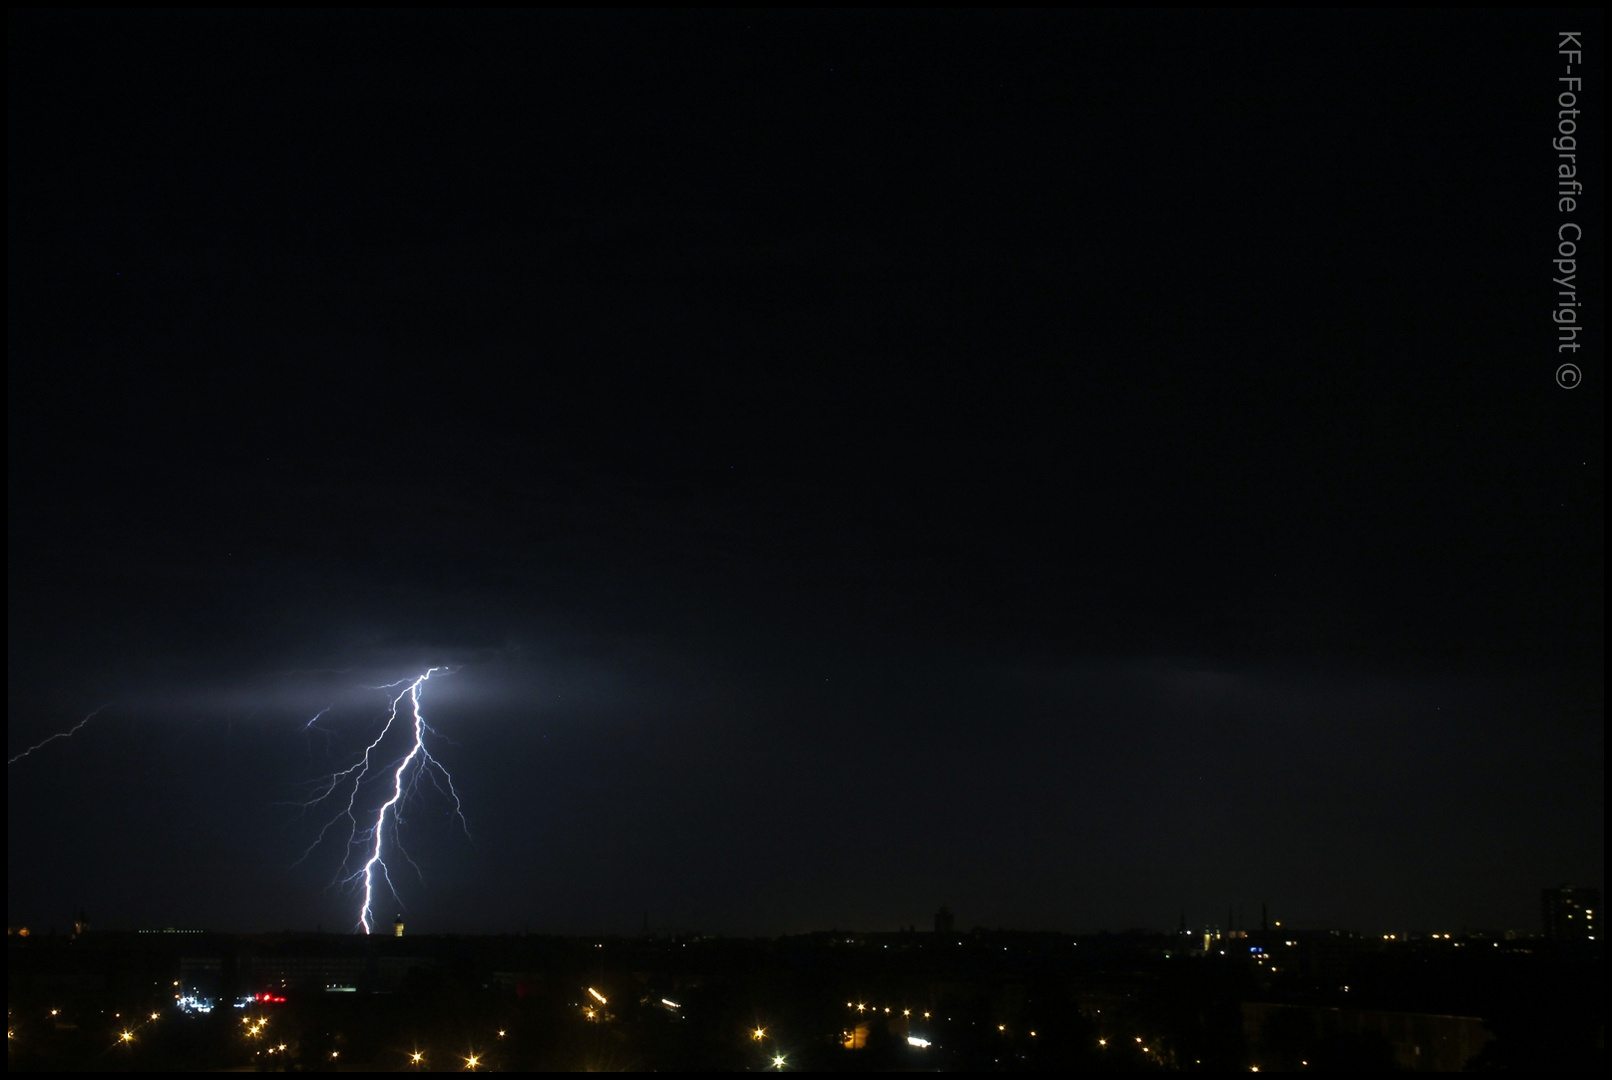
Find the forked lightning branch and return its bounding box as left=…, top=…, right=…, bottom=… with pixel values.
left=298, top=668, right=471, bottom=933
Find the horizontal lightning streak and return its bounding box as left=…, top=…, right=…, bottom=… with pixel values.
left=9, top=705, right=112, bottom=766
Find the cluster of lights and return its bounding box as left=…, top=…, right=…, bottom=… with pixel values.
left=1095, top=1034, right=1155, bottom=1055
left=845, top=1001, right=931, bottom=1019
left=402, top=1029, right=503, bottom=1070
left=101, top=1006, right=168, bottom=1051
left=742, top=1023, right=785, bottom=1067
left=840, top=1001, right=945, bottom=1053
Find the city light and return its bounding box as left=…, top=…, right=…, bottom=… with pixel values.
left=177, top=992, right=214, bottom=1018
left=8, top=917, right=1574, bottom=1074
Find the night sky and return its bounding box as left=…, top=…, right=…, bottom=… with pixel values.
left=7, top=10, right=1603, bottom=938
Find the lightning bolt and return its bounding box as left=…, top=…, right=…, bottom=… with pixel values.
left=8, top=705, right=112, bottom=765
left=297, top=668, right=470, bottom=933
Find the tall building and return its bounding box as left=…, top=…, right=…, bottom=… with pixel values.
left=393, top=914, right=405, bottom=938
left=934, top=905, right=955, bottom=935
left=1540, top=884, right=1598, bottom=941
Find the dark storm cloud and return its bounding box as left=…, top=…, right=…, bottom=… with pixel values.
left=342, top=648, right=1581, bottom=937
left=8, top=9, right=1601, bottom=937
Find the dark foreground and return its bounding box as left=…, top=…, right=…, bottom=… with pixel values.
left=7, top=928, right=1602, bottom=1071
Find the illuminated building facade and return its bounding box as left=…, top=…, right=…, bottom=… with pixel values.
left=1541, top=884, right=1598, bottom=941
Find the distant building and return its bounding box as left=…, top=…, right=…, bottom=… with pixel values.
left=1541, top=884, right=1598, bottom=941
left=393, top=914, right=405, bottom=938
left=1243, top=1001, right=1492, bottom=1072
left=934, top=906, right=955, bottom=935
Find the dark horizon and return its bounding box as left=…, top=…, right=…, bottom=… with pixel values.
left=7, top=10, right=1603, bottom=941
left=12, top=909, right=1592, bottom=941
